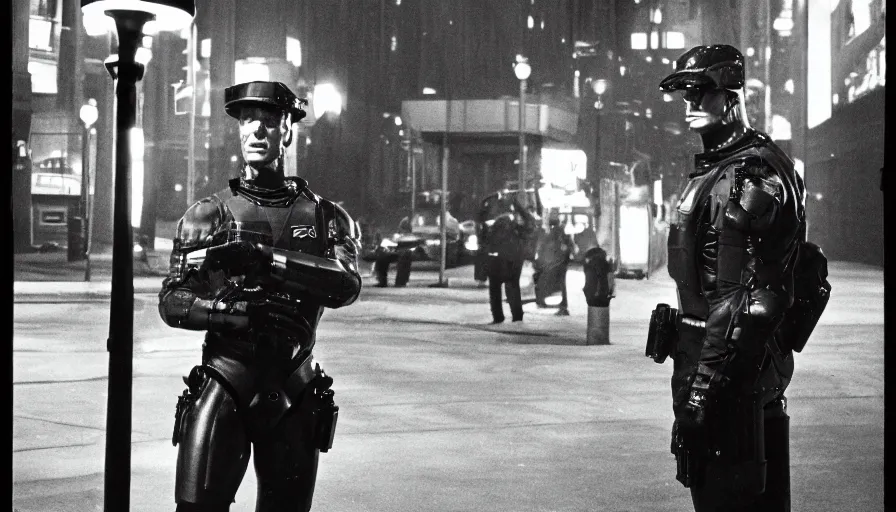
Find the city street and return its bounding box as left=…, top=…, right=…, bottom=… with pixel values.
left=12, top=261, right=883, bottom=512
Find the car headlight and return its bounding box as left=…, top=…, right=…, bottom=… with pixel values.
left=380, top=238, right=398, bottom=248
left=425, top=239, right=440, bottom=246
left=464, top=234, right=478, bottom=251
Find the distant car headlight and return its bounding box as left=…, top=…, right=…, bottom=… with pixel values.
left=425, top=239, right=440, bottom=246
left=380, top=238, right=398, bottom=248
left=464, top=234, right=478, bottom=252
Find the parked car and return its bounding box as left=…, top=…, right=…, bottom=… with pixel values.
left=362, top=206, right=479, bottom=269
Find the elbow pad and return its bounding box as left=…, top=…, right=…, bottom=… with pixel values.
left=158, top=288, right=215, bottom=330
left=269, top=249, right=362, bottom=308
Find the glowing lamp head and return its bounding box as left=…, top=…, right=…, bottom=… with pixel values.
left=514, top=58, right=532, bottom=81
left=592, top=79, right=608, bottom=96
left=79, top=99, right=99, bottom=128
left=80, top=0, right=195, bottom=33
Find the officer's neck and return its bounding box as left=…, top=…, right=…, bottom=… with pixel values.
left=243, top=162, right=286, bottom=189
left=699, top=121, right=749, bottom=154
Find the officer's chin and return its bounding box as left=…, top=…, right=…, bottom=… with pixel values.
left=244, top=151, right=274, bottom=166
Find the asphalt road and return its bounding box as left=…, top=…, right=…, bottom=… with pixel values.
left=12, top=263, right=884, bottom=512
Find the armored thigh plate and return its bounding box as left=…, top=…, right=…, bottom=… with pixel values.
left=175, top=375, right=251, bottom=505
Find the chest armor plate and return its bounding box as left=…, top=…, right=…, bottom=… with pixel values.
left=667, top=166, right=730, bottom=318
left=212, top=192, right=327, bottom=257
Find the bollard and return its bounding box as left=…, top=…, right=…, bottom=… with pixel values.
left=67, top=216, right=85, bottom=262
left=582, top=246, right=615, bottom=345
left=586, top=304, right=610, bottom=345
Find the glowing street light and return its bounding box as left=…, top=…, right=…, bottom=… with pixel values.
left=80, top=1, right=194, bottom=510
left=514, top=56, right=531, bottom=204
left=312, top=83, right=343, bottom=118
left=79, top=99, right=98, bottom=280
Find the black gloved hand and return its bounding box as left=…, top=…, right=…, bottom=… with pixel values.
left=675, top=363, right=726, bottom=430
left=205, top=240, right=273, bottom=276
left=246, top=298, right=311, bottom=341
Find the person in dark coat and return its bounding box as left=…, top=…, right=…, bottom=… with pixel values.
left=481, top=192, right=539, bottom=323
left=534, top=211, right=577, bottom=315
left=373, top=217, right=413, bottom=287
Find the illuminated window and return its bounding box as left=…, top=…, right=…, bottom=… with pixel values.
left=28, top=61, right=57, bottom=94
left=287, top=37, right=301, bottom=66
left=665, top=32, right=686, bottom=49
left=30, top=0, right=57, bottom=17
left=848, top=0, right=872, bottom=39
left=29, top=17, right=54, bottom=51
left=200, top=38, right=211, bottom=59
left=631, top=32, right=647, bottom=50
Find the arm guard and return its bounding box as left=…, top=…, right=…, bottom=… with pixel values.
left=267, top=200, right=362, bottom=309
left=695, top=160, right=792, bottom=388
left=158, top=196, right=240, bottom=331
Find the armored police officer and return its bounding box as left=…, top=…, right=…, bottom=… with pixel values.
left=646, top=45, right=829, bottom=511
left=158, top=81, right=362, bottom=512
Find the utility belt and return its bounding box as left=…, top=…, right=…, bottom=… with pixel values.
left=172, top=353, right=339, bottom=452
left=645, top=303, right=706, bottom=364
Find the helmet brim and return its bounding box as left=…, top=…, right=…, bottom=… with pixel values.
left=224, top=98, right=307, bottom=123
left=658, top=70, right=715, bottom=92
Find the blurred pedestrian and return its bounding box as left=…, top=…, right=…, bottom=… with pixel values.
left=534, top=211, right=577, bottom=315
left=374, top=216, right=413, bottom=287
left=481, top=191, right=539, bottom=323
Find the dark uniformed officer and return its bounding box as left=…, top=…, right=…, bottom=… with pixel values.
left=158, top=81, right=362, bottom=512
left=654, top=45, right=810, bottom=511
left=480, top=191, right=538, bottom=323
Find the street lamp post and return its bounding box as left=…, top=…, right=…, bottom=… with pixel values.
left=80, top=2, right=194, bottom=511
left=592, top=79, right=608, bottom=185
left=514, top=56, right=531, bottom=205
left=79, top=99, right=99, bottom=282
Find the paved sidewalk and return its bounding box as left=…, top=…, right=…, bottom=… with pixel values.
left=12, top=259, right=884, bottom=511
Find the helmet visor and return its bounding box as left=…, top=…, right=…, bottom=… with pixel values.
left=658, top=70, right=714, bottom=92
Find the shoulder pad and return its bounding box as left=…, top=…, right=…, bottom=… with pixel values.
left=334, top=202, right=360, bottom=241
left=719, top=158, right=784, bottom=231
left=729, top=158, right=784, bottom=216
left=174, top=195, right=225, bottom=250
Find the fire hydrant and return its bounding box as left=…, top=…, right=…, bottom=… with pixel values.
left=582, top=246, right=615, bottom=345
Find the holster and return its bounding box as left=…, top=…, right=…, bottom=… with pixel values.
left=646, top=303, right=679, bottom=364
left=172, top=365, right=205, bottom=446
left=313, top=387, right=339, bottom=453
left=283, top=356, right=339, bottom=453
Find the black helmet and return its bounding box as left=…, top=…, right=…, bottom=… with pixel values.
left=659, top=44, right=745, bottom=92
left=224, top=81, right=308, bottom=122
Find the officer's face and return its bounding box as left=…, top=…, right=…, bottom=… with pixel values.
left=681, top=88, right=728, bottom=133
left=238, top=106, right=290, bottom=168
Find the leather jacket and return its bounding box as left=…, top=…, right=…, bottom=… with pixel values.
left=667, top=129, right=806, bottom=413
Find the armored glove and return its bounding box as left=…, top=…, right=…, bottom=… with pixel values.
left=675, top=362, right=729, bottom=430
left=205, top=240, right=274, bottom=277
left=207, top=279, right=310, bottom=340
